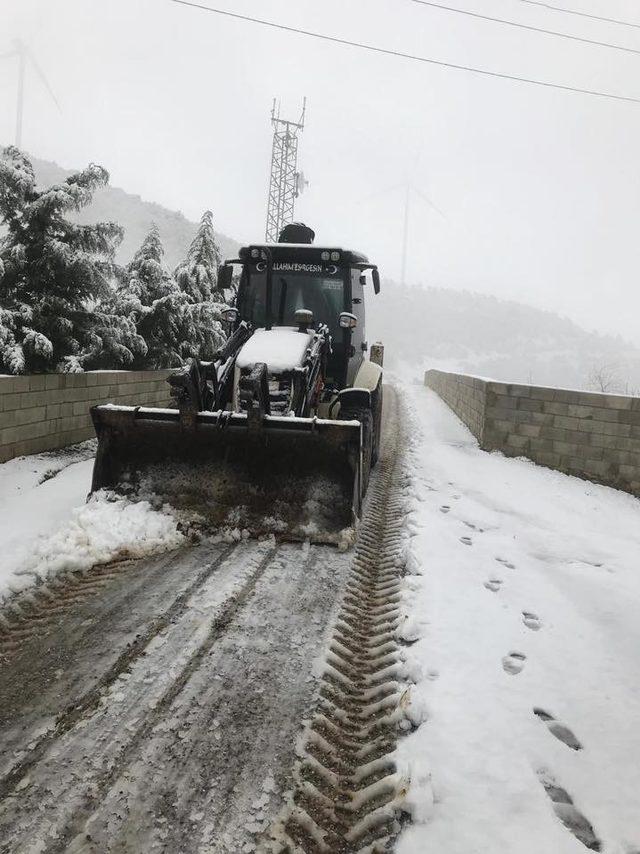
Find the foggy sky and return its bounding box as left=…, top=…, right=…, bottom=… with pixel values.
left=2, top=0, right=640, bottom=341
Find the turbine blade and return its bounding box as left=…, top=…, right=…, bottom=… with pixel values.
left=0, top=50, right=20, bottom=61
left=411, top=185, right=446, bottom=219
left=26, top=49, right=62, bottom=111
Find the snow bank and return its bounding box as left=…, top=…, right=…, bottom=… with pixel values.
left=17, top=493, right=184, bottom=583
left=396, top=381, right=640, bottom=853
left=0, top=447, right=183, bottom=601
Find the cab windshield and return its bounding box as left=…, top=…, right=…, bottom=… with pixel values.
left=240, top=271, right=345, bottom=336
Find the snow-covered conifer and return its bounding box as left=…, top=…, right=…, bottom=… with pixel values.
left=0, top=146, right=138, bottom=373
left=174, top=210, right=224, bottom=303
left=121, top=224, right=185, bottom=369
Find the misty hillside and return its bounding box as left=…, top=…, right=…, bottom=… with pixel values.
left=368, top=282, right=640, bottom=393
left=11, top=154, right=639, bottom=392
left=29, top=155, right=239, bottom=269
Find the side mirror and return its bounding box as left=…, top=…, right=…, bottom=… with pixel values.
left=217, top=264, right=234, bottom=291
left=221, top=307, right=238, bottom=324
left=371, top=267, right=380, bottom=294
left=339, top=312, right=357, bottom=330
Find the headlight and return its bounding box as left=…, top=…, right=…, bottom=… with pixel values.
left=339, top=312, right=357, bottom=329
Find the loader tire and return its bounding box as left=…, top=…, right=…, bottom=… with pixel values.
left=371, top=382, right=383, bottom=467
left=341, top=406, right=373, bottom=497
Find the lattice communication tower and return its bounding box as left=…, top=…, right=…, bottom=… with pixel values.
left=265, top=98, right=307, bottom=243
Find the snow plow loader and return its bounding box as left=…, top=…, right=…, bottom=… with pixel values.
left=90, top=224, right=384, bottom=542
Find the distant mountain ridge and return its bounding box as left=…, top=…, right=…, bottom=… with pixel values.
left=368, top=282, right=640, bottom=393
left=29, top=154, right=239, bottom=270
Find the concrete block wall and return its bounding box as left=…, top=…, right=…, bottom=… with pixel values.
left=425, top=369, right=640, bottom=496
left=423, top=369, right=487, bottom=441
left=0, top=370, right=173, bottom=464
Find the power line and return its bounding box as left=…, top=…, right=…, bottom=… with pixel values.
left=511, top=0, right=640, bottom=32
left=168, top=0, right=640, bottom=104
left=411, top=0, right=640, bottom=56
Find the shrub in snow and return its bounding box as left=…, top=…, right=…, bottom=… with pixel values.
left=0, top=146, right=146, bottom=374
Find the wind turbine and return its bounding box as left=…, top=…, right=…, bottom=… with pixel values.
left=400, top=181, right=445, bottom=287
left=0, top=39, right=61, bottom=148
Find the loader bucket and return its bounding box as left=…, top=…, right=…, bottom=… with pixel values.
left=90, top=405, right=363, bottom=544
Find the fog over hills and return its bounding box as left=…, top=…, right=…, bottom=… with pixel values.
left=368, top=282, right=640, bottom=393
left=20, top=155, right=640, bottom=393
left=29, top=155, right=239, bottom=269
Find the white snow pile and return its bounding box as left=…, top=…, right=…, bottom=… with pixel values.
left=0, top=447, right=183, bottom=602
left=236, top=327, right=314, bottom=373
left=19, top=493, right=184, bottom=581
left=395, top=381, right=640, bottom=854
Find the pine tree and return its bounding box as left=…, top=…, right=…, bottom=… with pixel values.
left=0, top=146, right=142, bottom=373
left=121, top=224, right=186, bottom=369
left=174, top=210, right=224, bottom=302
left=172, top=210, right=227, bottom=361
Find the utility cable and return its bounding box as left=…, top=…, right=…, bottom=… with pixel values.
left=168, top=0, right=640, bottom=104
left=410, top=0, right=640, bottom=57
left=511, top=0, right=640, bottom=32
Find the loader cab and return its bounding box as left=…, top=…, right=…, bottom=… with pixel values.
left=227, top=244, right=380, bottom=387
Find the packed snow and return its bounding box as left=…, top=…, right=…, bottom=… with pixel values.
left=236, top=327, right=313, bottom=373
left=396, top=382, right=640, bottom=853
left=0, top=445, right=184, bottom=602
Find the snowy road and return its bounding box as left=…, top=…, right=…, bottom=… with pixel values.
left=0, top=391, right=405, bottom=854
left=0, top=537, right=352, bottom=853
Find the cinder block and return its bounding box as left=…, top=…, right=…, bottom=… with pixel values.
left=528, top=437, right=554, bottom=452
left=14, top=406, right=47, bottom=427
left=553, top=440, right=580, bottom=456
left=29, top=375, right=47, bottom=391
left=44, top=374, right=64, bottom=390
left=601, top=422, right=631, bottom=438
left=603, top=395, right=632, bottom=410
left=517, top=423, right=541, bottom=438
left=0, top=376, right=30, bottom=394
left=583, top=459, right=610, bottom=478
left=539, top=426, right=570, bottom=442
left=576, top=391, right=606, bottom=407
left=72, top=401, right=91, bottom=416
left=506, top=434, right=530, bottom=450
left=0, top=410, right=16, bottom=429
left=535, top=451, right=562, bottom=468
left=554, top=415, right=579, bottom=431
left=529, top=387, right=555, bottom=402
left=542, top=402, right=569, bottom=416
left=567, top=404, right=594, bottom=419
left=519, top=398, right=544, bottom=413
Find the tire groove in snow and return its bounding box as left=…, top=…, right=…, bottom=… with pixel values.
left=42, top=543, right=279, bottom=854
left=260, top=386, right=412, bottom=853
left=0, top=542, right=238, bottom=799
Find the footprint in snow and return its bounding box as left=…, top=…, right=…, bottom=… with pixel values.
left=502, top=651, right=526, bottom=674
left=484, top=579, right=502, bottom=592
left=439, top=505, right=451, bottom=514
left=534, top=708, right=582, bottom=750
left=460, top=536, right=473, bottom=546
left=538, top=770, right=600, bottom=851
left=496, top=556, right=516, bottom=570
left=522, top=611, right=542, bottom=631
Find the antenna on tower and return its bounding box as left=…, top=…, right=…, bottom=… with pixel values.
left=0, top=39, right=61, bottom=149
left=265, top=97, right=307, bottom=243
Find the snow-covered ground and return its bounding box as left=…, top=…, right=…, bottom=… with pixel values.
left=0, top=444, right=183, bottom=602
left=397, top=382, right=640, bottom=854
